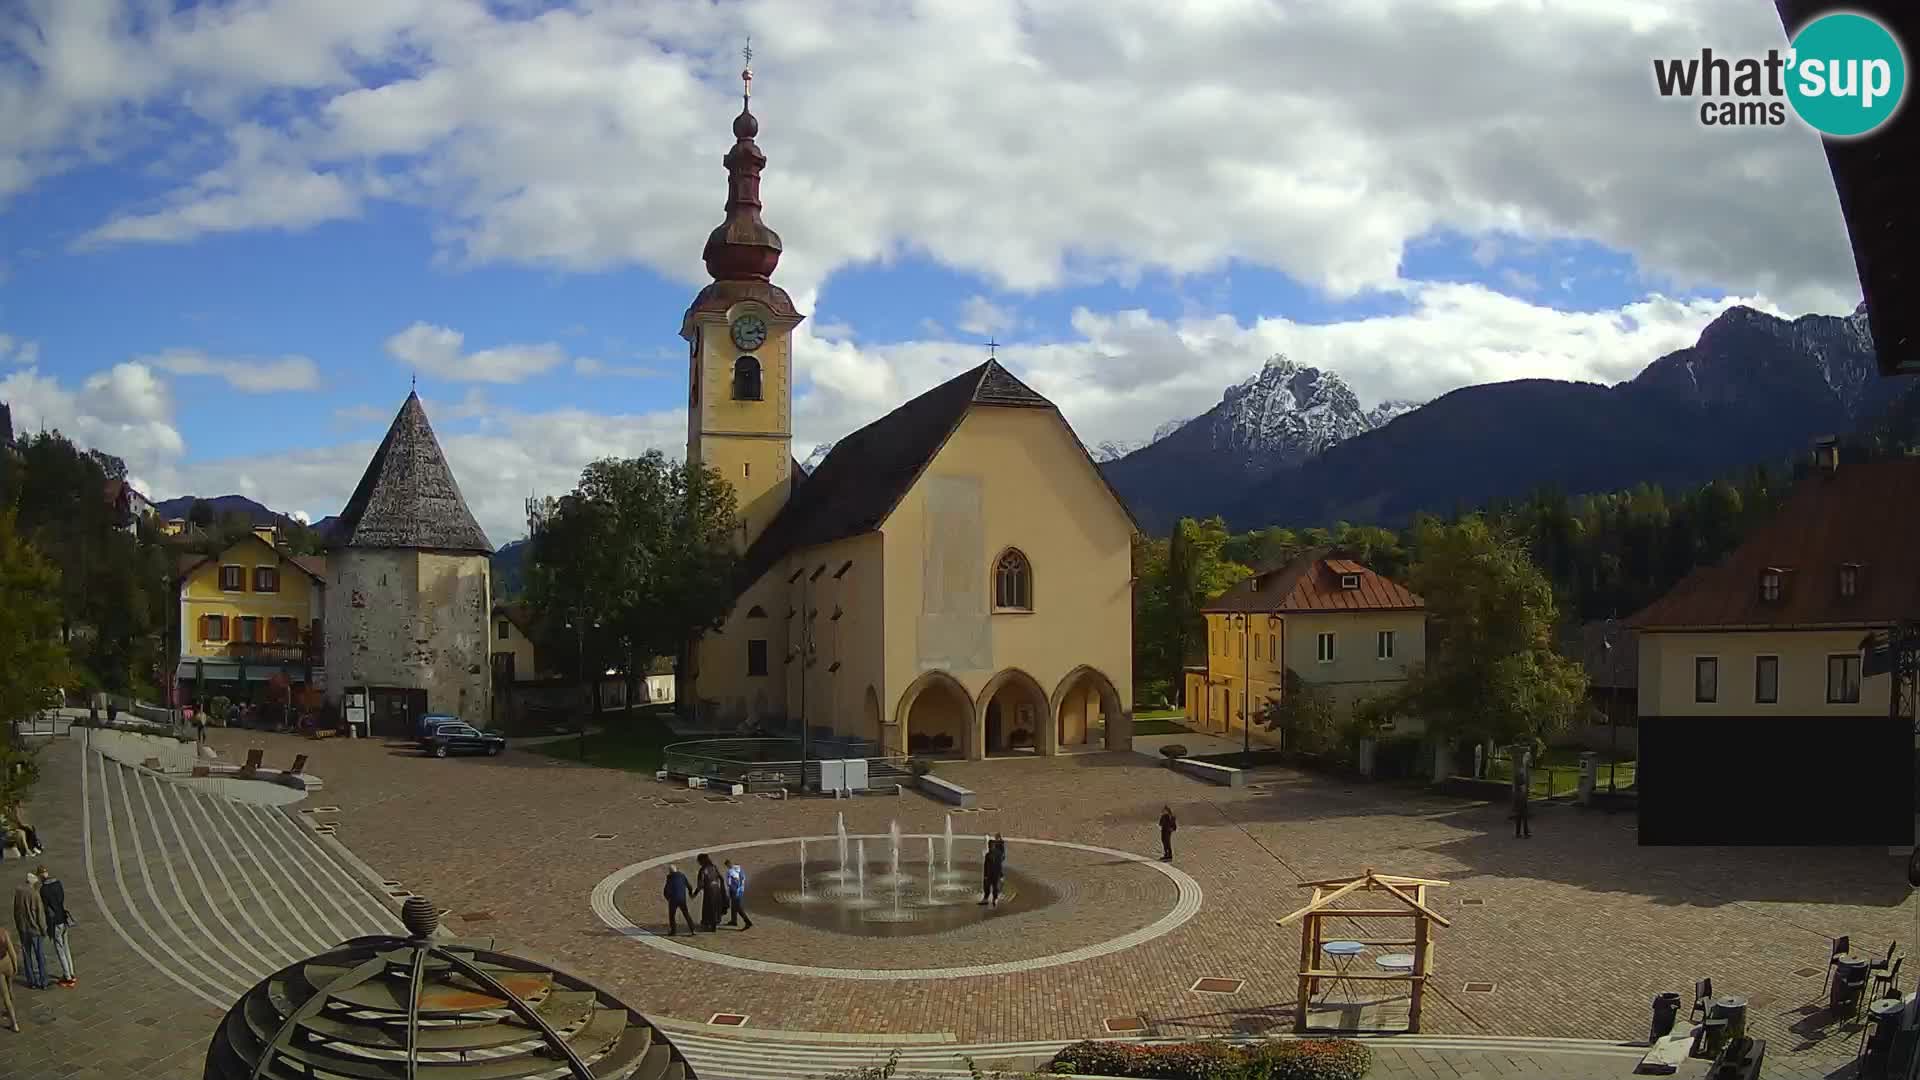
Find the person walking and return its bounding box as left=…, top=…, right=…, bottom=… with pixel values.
left=694, top=854, right=725, bottom=932
left=979, top=842, right=1004, bottom=906
left=36, top=866, right=72, bottom=988
left=1158, top=806, right=1178, bottom=862
left=0, top=927, right=19, bottom=1031
left=662, top=865, right=693, bottom=936
left=724, top=860, right=753, bottom=930
left=1512, top=781, right=1532, bottom=838
left=12, top=873, right=47, bottom=991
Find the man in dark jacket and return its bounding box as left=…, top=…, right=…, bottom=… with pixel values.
left=1513, top=782, right=1532, bottom=838
left=37, top=865, right=73, bottom=987
left=1159, top=806, right=1178, bottom=861
left=662, top=865, right=693, bottom=936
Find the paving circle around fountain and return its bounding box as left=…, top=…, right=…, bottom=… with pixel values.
left=590, top=835, right=1204, bottom=980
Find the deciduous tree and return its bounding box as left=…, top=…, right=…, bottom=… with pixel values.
left=0, top=509, right=72, bottom=806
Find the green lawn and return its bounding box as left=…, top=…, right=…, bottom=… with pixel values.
left=530, top=711, right=678, bottom=773
left=1488, top=750, right=1637, bottom=797
left=1131, top=717, right=1193, bottom=736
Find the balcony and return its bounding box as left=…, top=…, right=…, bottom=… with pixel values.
left=224, top=641, right=322, bottom=664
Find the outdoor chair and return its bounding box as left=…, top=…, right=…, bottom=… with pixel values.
left=239, top=748, right=264, bottom=777
left=1872, top=941, right=1899, bottom=974
left=1870, top=957, right=1903, bottom=1004
left=288, top=754, right=309, bottom=776
left=1820, top=936, right=1852, bottom=1001
left=1688, top=978, right=1714, bottom=1025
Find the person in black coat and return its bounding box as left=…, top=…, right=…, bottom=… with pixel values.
left=979, top=840, right=1005, bottom=906
left=1512, top=783, right=1532, bottom=839
left=1159, top=806, right=1178, bottom=861
left=662, top=865, right=693, bottom=936
left=36, top=866, right=72, bottom=987
left=694, top=854, right=726, bottom=931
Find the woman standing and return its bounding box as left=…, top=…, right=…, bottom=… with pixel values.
left=694, top=854, right=726, bottom=932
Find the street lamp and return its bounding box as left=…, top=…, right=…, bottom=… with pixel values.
left=1602, top=616, right=1619, bottom=796
left=787, top=566, right=816, bottom=789
left=1225, top=612, right=1281, bottom=761
left=565, top=610, right=600, bottom=761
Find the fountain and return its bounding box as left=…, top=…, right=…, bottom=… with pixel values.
left=837, top=812, right=850, bottom=877
left=888, top=820, right=902, bottom=880
left=943, top=814, right=955, bottom=875
left=856, top=838, right=867, bottom=902
left=926, top=836, right=936, bottom=903
left=799, top=839, right=808, bottom=900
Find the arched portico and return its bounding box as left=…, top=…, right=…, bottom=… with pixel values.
left=895, top=670, right=974, bottom=758
left=975, top=668, right=1052, bottom=758
left=1052, top=665, right=1129, bottom=752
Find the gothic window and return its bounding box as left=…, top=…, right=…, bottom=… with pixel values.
left=993, top=549, right=1032, bottom=611
left=732, top=356, right=762, bottom=401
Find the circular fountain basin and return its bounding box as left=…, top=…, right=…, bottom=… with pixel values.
left=751, top=860, right=1052, bottom=937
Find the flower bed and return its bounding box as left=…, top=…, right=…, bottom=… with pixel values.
left=1047, top=1038, right=1371, bottom=1080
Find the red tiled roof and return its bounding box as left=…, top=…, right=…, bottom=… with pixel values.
left=1202, top=550, right=1423, bottom=614
left=1629, top=460, right=1920, bottom=630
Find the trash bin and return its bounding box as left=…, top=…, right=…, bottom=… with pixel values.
left=1862, top=998, right=1907, bottom=1080
left=1707, top=1037, right=1765, bottom=1080
left=1712, top=995, right=1749, bottom=1043
left=1649, top=992, right=1683, bottom=1043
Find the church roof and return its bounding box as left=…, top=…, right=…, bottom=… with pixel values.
left=330, top=392, right=492, bottom=554
left=737, top=358, right=1132, bottom=589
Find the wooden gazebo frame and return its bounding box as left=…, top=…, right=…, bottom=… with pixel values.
left=1275, top=868, right=1451, bottom=1033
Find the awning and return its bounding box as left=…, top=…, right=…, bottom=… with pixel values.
left=174, top=659, right=318, bottom=684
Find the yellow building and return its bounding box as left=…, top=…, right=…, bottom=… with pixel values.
left=1186, top=552, right=1427, bottom=738
left=174, top=526, right=327, bottom=702
left=682, top=75, right=1135, bottom=759
left=1630, top=452, right=1919, bottom=723
left=490, top=604, right=544, bottom=683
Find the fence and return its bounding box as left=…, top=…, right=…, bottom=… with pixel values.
left=662, top=737, right=904, bottom=790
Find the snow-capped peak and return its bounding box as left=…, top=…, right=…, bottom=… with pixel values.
left=800, top=441, right=835, bottom=472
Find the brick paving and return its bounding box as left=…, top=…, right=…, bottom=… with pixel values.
left=4, top=725, right=1894, bottom=1078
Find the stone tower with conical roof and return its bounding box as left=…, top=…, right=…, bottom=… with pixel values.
left=323, top=391, right=494, bottom=731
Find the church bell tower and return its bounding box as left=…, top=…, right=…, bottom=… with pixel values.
left=681, top=42, right=805, bottom=550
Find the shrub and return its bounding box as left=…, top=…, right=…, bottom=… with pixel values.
left=208, top=696, right=233, bottom=726
left=1046, top=1039, right=1370, bottom=1080
left=1159, top=744, right=1188, bottom=761
left=907, top=758, right=934, bottom=778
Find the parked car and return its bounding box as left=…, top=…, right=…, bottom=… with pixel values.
left=423, top=722, right=507, bottom=758
left=413, top=713, right=462, bottom=746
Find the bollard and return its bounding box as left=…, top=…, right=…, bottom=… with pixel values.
left=1649, top=992, right=1683, bottom=1044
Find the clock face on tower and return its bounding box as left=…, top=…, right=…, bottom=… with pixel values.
left=729, top=314, right=768, bottom=351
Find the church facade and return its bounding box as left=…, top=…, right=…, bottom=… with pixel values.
left=684, top=69, right=1135, bottom=759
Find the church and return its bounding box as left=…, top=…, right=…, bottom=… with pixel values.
left=683, top=61, right=1135, bottom=759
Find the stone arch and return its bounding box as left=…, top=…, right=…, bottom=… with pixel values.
left=863, top=685, right=882, bottom=746
left=895, top=670, right=973, bottom=759
left=1051, top=665, right=1128, bottom=752
left=975, top=667, right=1052, bottom=758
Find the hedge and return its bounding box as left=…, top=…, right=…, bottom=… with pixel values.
left=1047, top=1039, right=1370, bottom=1080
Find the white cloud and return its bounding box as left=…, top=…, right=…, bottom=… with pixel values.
left=574, top=357, right=662, bottom=378
left=956, top=296, right=1017, bottom=337
left=1, top=360, right=185, bottom=496
left=3, top=0, right=1862, bottom=314
left=384, top=322, right=567, bottom=384
left=142, top=346, right=321, bottom=392
left=0, top=334, right=40, bottom=365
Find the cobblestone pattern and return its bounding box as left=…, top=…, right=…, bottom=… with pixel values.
left=195, top=729, right=1889, bottom=1074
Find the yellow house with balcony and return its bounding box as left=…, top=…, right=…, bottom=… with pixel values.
left=1186, top=551, right=1427, bottom=738
left=175, top=527, right=327, bottom=703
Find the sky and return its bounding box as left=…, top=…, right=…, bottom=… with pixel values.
left=0, top=0, right=1869, bottom=544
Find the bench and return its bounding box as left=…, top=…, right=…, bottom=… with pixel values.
left=917, top=774, right=976, bottom=808
left=1173, top=758, right=1246, bottom=788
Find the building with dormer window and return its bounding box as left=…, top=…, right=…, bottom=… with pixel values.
left=1629, top=446, right=1920, bottom=721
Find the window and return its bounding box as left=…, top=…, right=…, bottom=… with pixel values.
left=1340, top=573, right=1361, bottom=590
left=1760, top=571, right=1782, bottom=602
left=743, top=462, right=751, bottom=478
left=1840, top=564, right=1860, bottom=597
left=1828, top=653, right=1863, bottom=704
left=253, top=566, right=279, bottom=593
left=993, top=549, right=1032, bottom=610
left=732, top=355, right=763, bottom=400
left=498, top=620, right=510, bottom=640
left=1316, top=632, right=1336, bottom=663
left=269, top=617, right=296, bottom=643
left=1755, top=655, right=1779, bottom=704
left=1377, top=630, right=1396, bottom=660
left=220, top=565, right=245, bottom=591
left=238, top=616, right=260, bottom=644
left=202, top=614, right=228, bottom=642
left=746, top=605, right=767, bottom=619
left=1253, top=636, right=1262, bottom=661
left=1269, top=633, right=1277, bottom=662
left=747, top=639, right=768, bottom=677
left=1694, top=657, right=1718, bottom=703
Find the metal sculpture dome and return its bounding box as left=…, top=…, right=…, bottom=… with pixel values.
left=204, top=896, right=695, bottom=1079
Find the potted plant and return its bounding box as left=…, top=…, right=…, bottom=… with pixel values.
left=1158, top=744, right=1188, bottom=765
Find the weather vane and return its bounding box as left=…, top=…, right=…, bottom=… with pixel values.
left=742, top=36, right=753, bottom=100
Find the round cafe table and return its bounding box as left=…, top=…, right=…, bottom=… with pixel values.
left=1319, top=941, right=1366, bottom=1002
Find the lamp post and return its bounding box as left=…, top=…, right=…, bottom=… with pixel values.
left=1227, top=613, right=1279, bottom=760
left=1603, top=616, right=1619, bottom=795
left=565, top=610, right=599, bottom=761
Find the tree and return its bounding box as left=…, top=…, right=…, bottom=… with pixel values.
left=527, top=452, right=741, bottom=714
left=187, top=498, right=215, bottom=528
left=0, top=509, right=73, bottom=807
left=1394, top=517, right=1587, bottom=747
left=1141, top=517, right=1250, bottom=705
left=1259, top=669, right=1339, bottom=752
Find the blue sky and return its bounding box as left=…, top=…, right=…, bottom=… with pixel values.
left=0, top=1, right=1867, bottom=540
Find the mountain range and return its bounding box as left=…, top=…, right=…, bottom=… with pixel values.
left=1099, top=303, right=1888, bottom=533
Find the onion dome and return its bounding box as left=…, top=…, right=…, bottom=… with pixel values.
left=701, top=44, right=783, bottom=283
left=203, top=896, right=695, bottom=1079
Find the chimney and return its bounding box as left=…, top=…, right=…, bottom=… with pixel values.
left=1812, top=435, right=1840, bottom=475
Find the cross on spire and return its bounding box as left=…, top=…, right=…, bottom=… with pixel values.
left=741, top=35, right=753, bottom=101
left=985, top=338, right=999, bottom=360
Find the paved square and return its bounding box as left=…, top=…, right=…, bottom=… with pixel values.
left=4, top=727, right=1901, bottom=1078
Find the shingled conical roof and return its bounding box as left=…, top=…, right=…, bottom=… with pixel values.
left=331, top=392, right=492, bottom=554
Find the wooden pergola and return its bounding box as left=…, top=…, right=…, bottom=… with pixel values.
left=1275, top=868, right=1451, bottom=1033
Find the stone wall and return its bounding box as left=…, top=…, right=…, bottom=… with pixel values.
left=324, top=549, right=491, bottom=717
